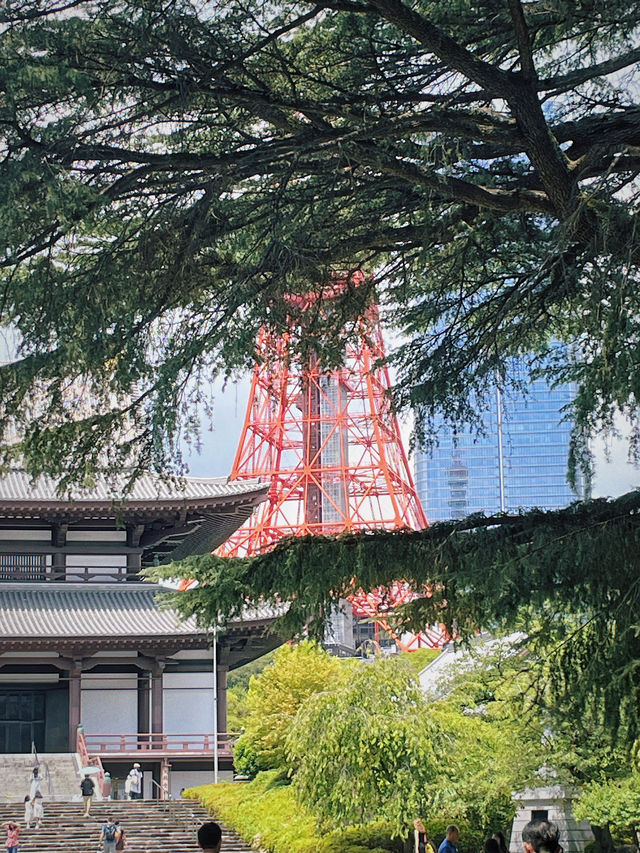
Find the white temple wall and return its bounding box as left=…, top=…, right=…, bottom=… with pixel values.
left=81, top=673, right=137, bottom=734
left=172, top=649, right=214, bottom=660
left=0, top=530, right=51, bottom=540
left=163, top=672, right=215, bottom=734
left=66, top=531, right=127, bottom=542
left=169, top=769, right=233, bottom=799
left=66, top=554, right=128, bottom=579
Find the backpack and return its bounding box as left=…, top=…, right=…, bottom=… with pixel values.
left=80, top=777, right=94, bottom=795
left=104, top=823, right=117, bottom=842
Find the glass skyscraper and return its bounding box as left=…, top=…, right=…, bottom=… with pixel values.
left=415, top=371, right=583, bottom=521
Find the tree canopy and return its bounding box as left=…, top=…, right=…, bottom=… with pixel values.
left=1, top=0, right=640, bottom=483
left=152, top=488, right=640, bottom=746
left=287, top=658, right=444, bottom=834
left=233, top=640, right=349, bottom=774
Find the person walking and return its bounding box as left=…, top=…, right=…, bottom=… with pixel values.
left=414, top=820, right=434, bottom=853
left=22, top=798, right=31, bottom=831
left=438, top=826, right=460, bottom=853
left=26, top=768, right=43, bottom=829
left=99, top=816, right=121, bottom=853
left=126, top=763, right=142, bottom=800
left=114, top=820, right=126, bottom=851
left=30, top=793, right=43, bottom=830
left=80, top=774, right=95, bottom=817
left=103, top=772, right=112, bottom=801
left=3, top=820, right=20, bottom=853
left=27, top=769, right=41, bottom=801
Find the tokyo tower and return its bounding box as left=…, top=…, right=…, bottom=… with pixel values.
left=218, top=279, right=446, bottom=651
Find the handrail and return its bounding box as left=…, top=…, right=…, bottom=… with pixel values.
left=150, top=778, right=171, bottom=801
left=76, top=726, right=106, bottom=799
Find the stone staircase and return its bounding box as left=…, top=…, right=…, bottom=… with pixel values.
left=0, top=799, right=253, bottom=853
left=0, top=753, right=84, bottom=802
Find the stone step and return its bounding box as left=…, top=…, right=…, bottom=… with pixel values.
left=0, top=753, right=87, bottom=802
left=0, top=799, right=253, bottom=853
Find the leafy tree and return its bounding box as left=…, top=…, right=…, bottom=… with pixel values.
left=227, top=648, right=280, bottom=733
left=423, top=642, right=544, bottom=836
left=228, top=649, right=280, bottom=695
left=422, top=632, right=640, bottom=853
left=1, top=0, right=640, bottom=485
left=226, top=684, right=250, bottom=734
left=286, top=657, right=445, bottom=836
left=286, top=653, right=539, bottom=840
left=574, top=777, right=640, bottom=851
left=152, top=489, right=640, bottom=748
left=234, top=641, right=347, bottom=773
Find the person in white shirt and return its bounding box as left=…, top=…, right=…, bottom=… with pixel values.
left=126, top=763, right=143, bottom=800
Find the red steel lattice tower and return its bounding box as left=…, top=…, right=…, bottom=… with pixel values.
left=218, top=304, right=426, bottom=554
left=217, top=287, right=445, bottom=649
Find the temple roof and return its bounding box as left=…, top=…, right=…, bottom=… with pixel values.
left=0, top=471, right=268, bottom=564
left=0, top=582, right=199, bottom=639
left=0, top=583, right=277, bottom=651
left=0, top=470, right=266, bottom=512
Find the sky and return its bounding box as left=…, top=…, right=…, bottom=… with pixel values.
left=181, top=378, right=250, bottom=479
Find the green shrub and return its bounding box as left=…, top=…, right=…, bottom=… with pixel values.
left=422, top=818, right=486, bottom=853
left=184, top=774, right=410, bottom=853
left=318, top=822, right=405, bottom=853
left=183, top=770, right=322, bottom=853
left=233, top=734, right=260, bottom=778
left=182, top=771, right=488, bottom=853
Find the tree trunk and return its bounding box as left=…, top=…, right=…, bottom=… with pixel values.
left=591, top=824, right=615, bottom=853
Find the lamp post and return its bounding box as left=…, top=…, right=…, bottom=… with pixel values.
left=212, top=624, right=219, bottom=784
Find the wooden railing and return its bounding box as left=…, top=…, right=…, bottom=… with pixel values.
left=0, top=567, right=142, bottom=582
left=83, top=732, right=238, bottom=757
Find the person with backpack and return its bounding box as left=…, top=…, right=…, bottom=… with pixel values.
left=80, top=774, right=95, bottom=817
left=114, top=821, right=126, bottom=851
left=99, top=816, right=120, bottom=853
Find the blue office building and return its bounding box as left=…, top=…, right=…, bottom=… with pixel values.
left=415, top=371, right=583, bottom=521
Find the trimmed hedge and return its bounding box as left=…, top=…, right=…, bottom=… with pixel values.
left=184, top=770, right=319, bottom=853
left=183, top=771, right=405, bottom=853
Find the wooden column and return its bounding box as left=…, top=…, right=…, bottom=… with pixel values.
left=126, top=524, right=145, bottom=580
left=151, top=660, right=165, bottom=746
left=216, top=664, right=229, bottom=736
left=68, top=660, right=82, bottom=750
left=137, top=671, right=150, bottom=738
left=51, top=522, right=67, bottom=581
left=160, top=758, right=171, bottom=800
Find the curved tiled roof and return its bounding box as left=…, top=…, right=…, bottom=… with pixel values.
left=0, top=583, right=201, bottom=639
left=0, top=583, right=281, bottom=642
left=0, top=471, right=266, bottom=506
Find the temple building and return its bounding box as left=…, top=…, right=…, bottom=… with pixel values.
left=0, top=471, right=275, bottom=796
